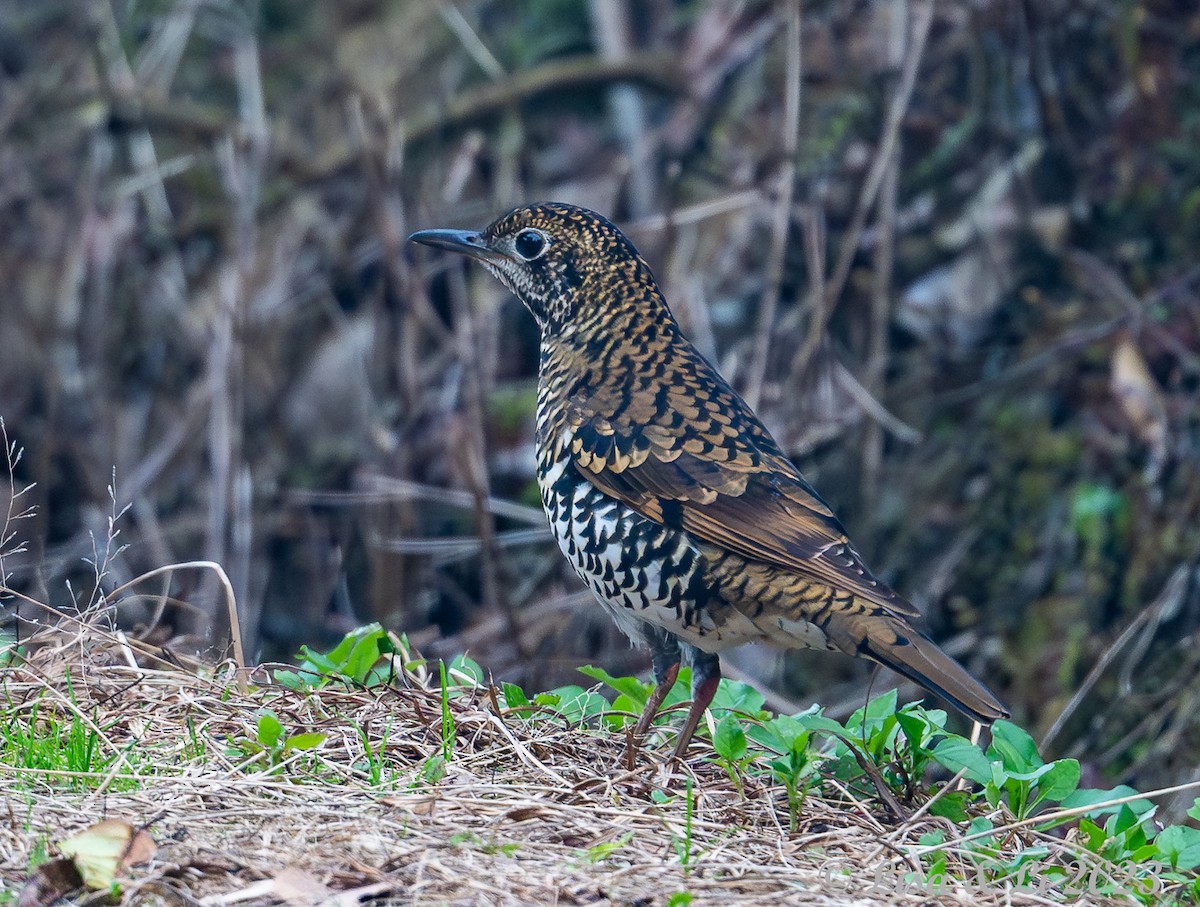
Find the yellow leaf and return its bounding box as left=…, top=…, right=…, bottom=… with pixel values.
left=57, top=819, right=156, bottom=891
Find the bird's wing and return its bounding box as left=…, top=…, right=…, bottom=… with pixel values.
left=561, top=372, right=920, bottom=618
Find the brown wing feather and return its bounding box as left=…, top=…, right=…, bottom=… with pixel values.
left=562, top=379, right=920, bottom=619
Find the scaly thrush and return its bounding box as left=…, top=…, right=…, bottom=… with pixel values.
left=411, top=203, right=1007, bottom=762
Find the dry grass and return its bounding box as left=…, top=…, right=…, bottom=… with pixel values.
left=0, top=623, right=1161, bottom=907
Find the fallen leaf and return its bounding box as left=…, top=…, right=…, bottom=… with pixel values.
left=57, top=818, right=157, bottom=890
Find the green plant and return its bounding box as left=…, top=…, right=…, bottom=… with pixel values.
left=983, top=722, right=1081, bottom=820
left=670, top=777, right=695, bottom=869
left=477, top=664, right=1200, bottom=902
left=275, top=623, right=406, bottom=690
left=227, top=710, right=326, bottom=774
left=182, top=716, right=207, bottom=762
left=354, top=721, right=394, bottom=788
left=438, top=660, right=456, bottom=762
left=575, top=832, right=633, bottom=865
left=0, top=696, right=134, bottom=790
left=711, top=714, right=754, bottom=796
left=750, top=715, right=818, bottom=831
left=415, top=754, right=447, bottom=787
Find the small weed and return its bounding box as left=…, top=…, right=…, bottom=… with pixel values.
left=527, top=667, right=1200, bottom=904
left=438, top=661, right=455, bottom=762
left=751, top=716, right=818, bottom=831
left=576, top=832, right=633, bottom=865
left=0, top=697, right=136, bottom=790
left=226, top=709, right=326, bottom=774
left=182, top=716, right=207, bottom=762
left=415, top=754, right=447, bottom=787
left=711, top=714, right=753, bottom=797
left=669, top=777, right=695, bottom=870
left=448, top=831, right=519, bottom=857
left=355, top=721, right=394, bottom=788
left=276, top=623, right=406, bottom=690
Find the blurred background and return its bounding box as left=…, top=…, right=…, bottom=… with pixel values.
left=0, top=0, right=1198, bottom=806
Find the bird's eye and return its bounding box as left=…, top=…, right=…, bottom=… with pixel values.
left=513, top=229, right=547, bottom=261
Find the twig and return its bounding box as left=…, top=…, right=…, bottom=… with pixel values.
left=113, top=53, right=686, bottom=184
left=439, top=2, right=506, bottom=80
left=445, top=262, right=528, bottom=663
left=791, top=0, right=934, bottom=379
left=589, top=0, right=656, bottom=217
left=743, top=0, right=801, bottom=411
left=289, top=476, right=547, bottom=526
left=832, top=359, right=921, bottom=445
left=860, top=104, right=900, bottom=514
left=1041, top=565, right=1193, bottom=751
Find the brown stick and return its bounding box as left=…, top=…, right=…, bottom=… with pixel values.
left=744, top=0, right=802, bottom=411
left=790, top=0, right=934, bottom=380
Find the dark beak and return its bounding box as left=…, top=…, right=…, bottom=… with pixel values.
left=408, top=228, right=502, bottom=263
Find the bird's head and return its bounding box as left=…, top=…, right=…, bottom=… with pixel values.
left=409, top=202, right=659, bottom=335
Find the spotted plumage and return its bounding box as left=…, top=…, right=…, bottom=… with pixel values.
left=410, top=203, right=1007, bottom=761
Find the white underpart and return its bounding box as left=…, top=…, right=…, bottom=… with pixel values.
left=536, top=433, right=831, bottom=654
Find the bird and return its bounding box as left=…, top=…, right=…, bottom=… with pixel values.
left=410, top=202, right=1007, bottom=763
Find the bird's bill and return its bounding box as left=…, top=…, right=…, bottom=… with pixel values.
left=408, top=228, right=503, bottom=263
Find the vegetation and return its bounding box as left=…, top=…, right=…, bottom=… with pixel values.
left=2, top=624, right=1198, bottom=904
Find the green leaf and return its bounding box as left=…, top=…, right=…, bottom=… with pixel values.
left=582, top=832, right=633, bottom=864
left=1077, top=818, right=1108, bottom=853
left=274, top=669, right=313, bottom=691
left=1109, top=804, right=1151, bottom=850
left=712, top=715, right=747, bottom=762
left=577, top=665, right=653, bottom=704
left=918, top=829, right=945, bottom=847
left=794, top=713, right=850, bottom=737
left=845, top=690, right=898, bottom=734
left=448, top=654, right=484, bottom=686
left=321, top=624, right=386, bottom=671
left=895, top=709, right=933, bottom=749
left=502, top=682, right=529, bottom=708
left=926, top=790, right=971, bottom=824
left=747, top=715, right=808, bottom=754
left=545, top=685, right=608, bottom=724
left=1186, top=798, right=1200, bottom=824
left=987, top=721, right=1042, bottom=772
left=283, top=732, right=327, bottom=752
left=420, top=754, right=447, bottom=784
left=931, top=735, right=993, bottom=784
left=964, top=816, right=997, bottom=853
left=341, top=633, right=386, bottom=682
left=710, top=680, right=765, bottom=716
left=256, top=712, right=283, bottom=748
left=1030, top=758, right=1080, bottom=809
left=1156, top=825, right=1200, bottom=871
left=1060, top=785, right=1152, bottom=819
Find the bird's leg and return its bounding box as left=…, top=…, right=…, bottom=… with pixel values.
left=671, top=647, right=722, bottom=761
left=622, top=626, right=681, bottom=768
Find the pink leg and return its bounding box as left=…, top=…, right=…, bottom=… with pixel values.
left=623, top=661, right=680, bottom=769
left=671, top=656, right=721, bottom=761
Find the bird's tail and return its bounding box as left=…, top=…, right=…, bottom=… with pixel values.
left=862, top=620, right=1008, bottom=725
